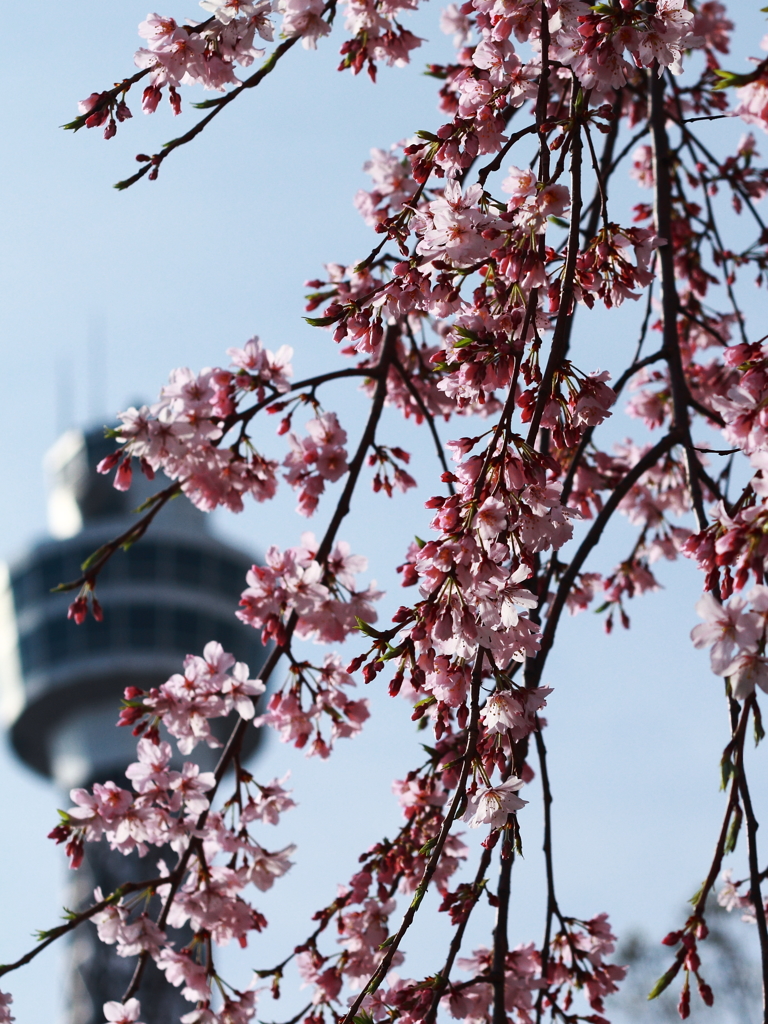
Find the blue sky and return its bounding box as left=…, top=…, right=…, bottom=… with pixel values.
left=1, top=4, right=768, bottom=1021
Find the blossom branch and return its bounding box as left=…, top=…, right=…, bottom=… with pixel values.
left=340, top=650, right=486, bottom=1024
left=423, top=845, right=494, bottom=1024
left=0, top=878, right=164, bottom=980
left=114, top=4, right=335, bottom=191
left=391, top=354, right=454, bottom=491
left=119, top=324, right=399, bottom=1000
left=53, top=480, right=181, bottom=594
left=526, top=87, right=582, bottom=444
left=491, top=843, right=513, bottom=1024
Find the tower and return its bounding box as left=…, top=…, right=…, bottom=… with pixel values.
left=0, top=427, right=263, bottom=1024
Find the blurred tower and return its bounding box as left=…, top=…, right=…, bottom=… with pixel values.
left=0, top=427, right=263, bottom=1024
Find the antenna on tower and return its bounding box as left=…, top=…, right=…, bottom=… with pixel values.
left=86, top=313, right=107, bottom=423
left=55, top=353, right=75, bottom=438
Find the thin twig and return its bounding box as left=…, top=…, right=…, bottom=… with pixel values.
left=477, top=124, right=539, bottom=187
left=736, top=698, right=768, bottom=1022
left=0, top=878, right=164, bottom=979
left=391, top=354, right=454, bottom=494
left=526, top=84, right=582, bottom=444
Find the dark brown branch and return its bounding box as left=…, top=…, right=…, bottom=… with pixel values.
left=736, top=699, right=768, bottom=1022
left=651, top=700, right=751, bottom=1001
left=392, top=354, right=455, bottom=494
left=679, top=305, right=728, bottom=347
left=534, top=728, right=562, bottom=1024
left=648, top=70, right=708, bottom=532
left=526, top=86, right=582, bottom=444
left=233, top=365, right=379, bottom=432
left=423, top=846, right=494, bottom=1024
left=491, top=845, right=514, bottom=1024
left=58, top=363, right=379, bottom=593
left=580, top=96, right=621, bottom=245
left=54, top=481, right=181, bottom=593
left=582, top=123, right=608, bottom=233
left=477, top=124, right=539, bottom=187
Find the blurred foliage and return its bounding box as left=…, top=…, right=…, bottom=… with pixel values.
left=611, top=901, right=760, bottom=1023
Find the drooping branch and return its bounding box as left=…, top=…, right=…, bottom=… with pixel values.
left=340, top=651, right=486, bottom=1024
left=121, top=323, right=400, bottom=1000
left=423, top=845, right=495, bottom=1024
left=0, top=878, right=165, bottom=980
left=526, top=86, right=583, bottom=444
left=648, top=69, right=708, bottom=532
left=736, top=715, right=768, bottom=1021
left=114, top=4, right=336, bottom=190
left=491, top=844, right=514, bottom=1024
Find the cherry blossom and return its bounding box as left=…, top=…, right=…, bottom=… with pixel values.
left=462, top=777, right=527, bottom=828
left=103, top=1001, right=144, bottom=1024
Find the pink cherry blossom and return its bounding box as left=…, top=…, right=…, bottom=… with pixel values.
left=103, top=1000, right=144, bottom=1024
left=462, top=778, right=527, bottom=828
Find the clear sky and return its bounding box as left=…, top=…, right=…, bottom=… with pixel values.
left=1, top=4, right=768, bottom=1022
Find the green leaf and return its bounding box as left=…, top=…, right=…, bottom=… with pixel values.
left=355, top=617, right=382, bottom=638
left=725, top=805, right=743, bottom=855
left=353, top=1012, right=375, bottom=1024
left=711, top=68, right=754, bottom=91
left=377, top=935, right=395, bottom=951
left=415, top=130, right=440, bottom=142
left=132, top=491, right=166, bottom=515
left=80, top=544, right=111, bottom=573
left=648, top=966, right=679, bottom=1001
left=754, top=701, right=765, bottom=746
left=61, top=115, right=88, bottom=132
left=689, top=881, right=705, bottom=906
left=720, top=754, right=734, bottom=790
left=304, top=313, right=343, bottom=327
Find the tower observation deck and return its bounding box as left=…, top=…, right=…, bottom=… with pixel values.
left=0, top=426, right=264, bottom=1024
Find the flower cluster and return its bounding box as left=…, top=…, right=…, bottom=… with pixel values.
left=691, top=587, right=768, bottom=699
left=99, top=337, right=291, bottom=513
left=237, top=533, right=381, bottom=646
left=284, top=412, right=349, bottom=516
left=47, top=644, right=299, bottom=1023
